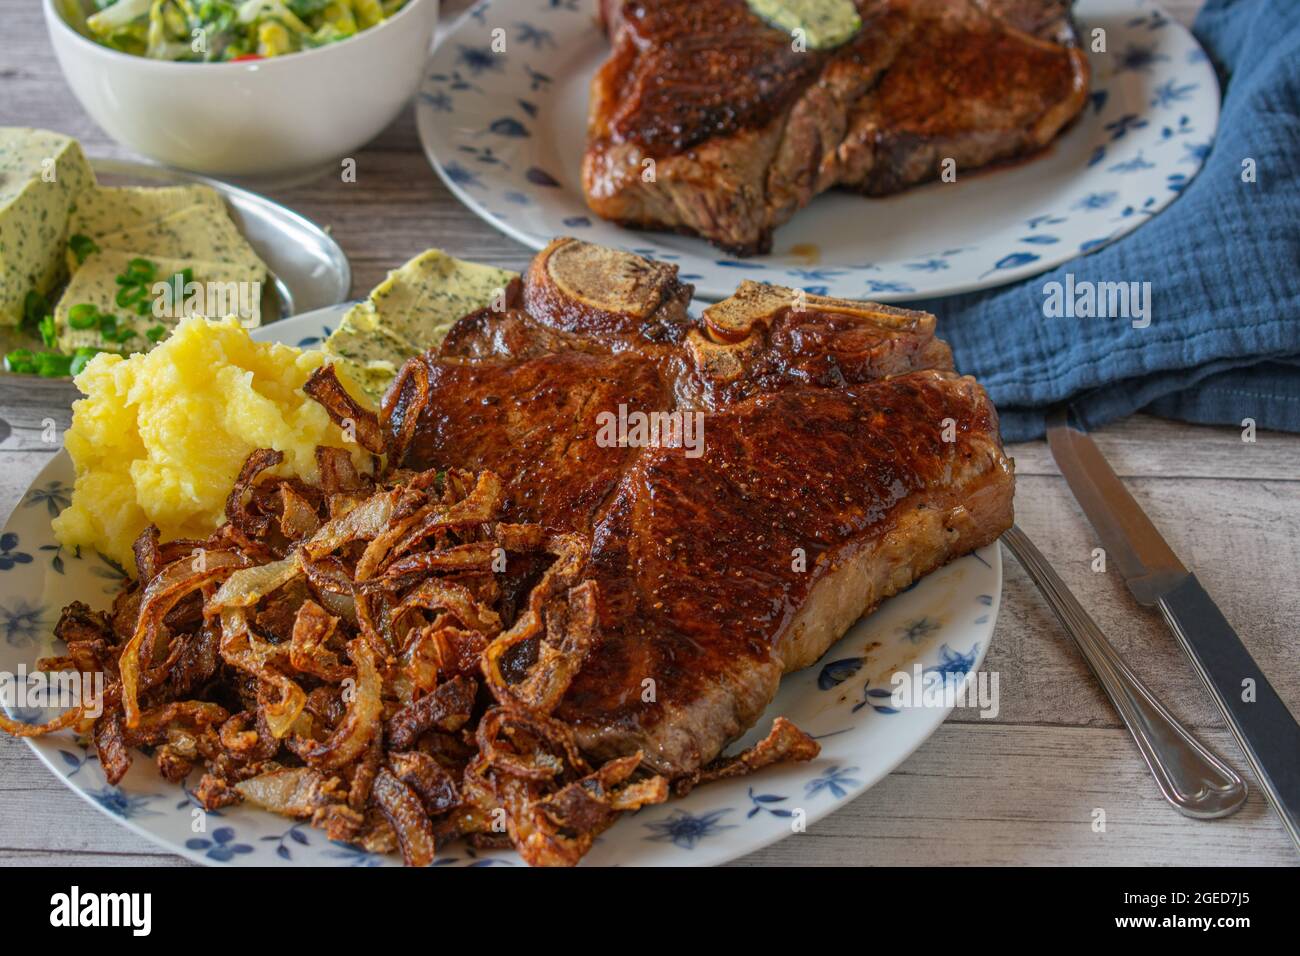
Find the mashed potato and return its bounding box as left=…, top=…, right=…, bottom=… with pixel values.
left=52, top=316, right=370, bottom=573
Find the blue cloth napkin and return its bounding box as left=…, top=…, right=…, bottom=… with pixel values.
left=917, top=0, right=1300, bottom=442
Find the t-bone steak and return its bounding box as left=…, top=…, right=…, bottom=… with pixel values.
left=583, top=0, right=1090, bottom=254
left=383, top=238, right=1015, bottom=775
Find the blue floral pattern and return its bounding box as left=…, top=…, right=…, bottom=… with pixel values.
left=417, top=0, right=1219, bottom=302
left=0, top=533, right=32, bottom=572
left=23, top=481, right=71, bottom=517
left=186, top=827, right=255, bottom=862
left=0, top=599, right=45, bottom=647
left=644, top=809, right=737, bottom=849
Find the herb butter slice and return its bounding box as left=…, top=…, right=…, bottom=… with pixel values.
left=323, top=249, right=518, bottom=400
left=55, top=249, right=262, bottom=354
left=76, top=202, right=267, bottom=284
left=747, top=0, right=861, bottom=49
left=65, top=184, right=224, bottom=271
left=324, top=307, right=422, bottom=401
left=0, top=127, right=96, bottom=325
left=364, top=249, right=517, bottom=352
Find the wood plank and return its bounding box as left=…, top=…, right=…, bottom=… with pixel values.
left=983, top=474, right=1300, bottom=731
left=0, top=850, right=189, bottom=866
left=1008, top=414, right=1300, bottom=481
left=737, top=724, right=1298, bottom=866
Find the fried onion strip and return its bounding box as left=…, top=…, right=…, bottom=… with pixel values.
left=304, top=364, right=385, bottom=454
left=672, top=717, right=821, bottom=797
left=120, top=549, right=249, bottom=727
left=290, top=638, right=382, bottom=769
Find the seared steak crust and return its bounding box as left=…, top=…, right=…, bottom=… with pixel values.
left=584, top=0, right=1090, bottom=254
left=384, top=239, right=1014, bottom=774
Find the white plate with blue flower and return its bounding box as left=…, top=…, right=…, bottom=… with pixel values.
left=0, top=305, right=1001, bottom=866
left=417, top=0, right=1218, bottom=302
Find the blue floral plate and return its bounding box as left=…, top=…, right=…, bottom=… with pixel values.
left=417, top=0, right=1218, bottom=302
left=0, top=306, right=1001, bottom=866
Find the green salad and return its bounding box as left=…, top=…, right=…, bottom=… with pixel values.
left=70, top=0, right=409, bottom=62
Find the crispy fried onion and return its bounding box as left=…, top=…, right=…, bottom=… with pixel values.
left=304, top=364, right=385, bottom=454
left=372, top=767, right=438, bottom=867
left=379, top=356, right=429, bottom=467
left=217, top=607, right=307, bottom=739
left=288, top=638, right=382, bottom=768
left=481, top=534, right=596, bottom=714
left=225, top=447, right=285, bottom=537
left=7, top=434, right=821, bottom=866
left=289, top=600, right=352, bottom=681
left=120, top=548, right=249, bottom=727
left=0, top=704, right=86, bottom=738
left=672, top=717, right=821, bottom=797
left=466, top=706, right=668, bottom=867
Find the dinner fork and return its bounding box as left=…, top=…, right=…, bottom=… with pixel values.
left=1001, top=524, right=1246, bottom=819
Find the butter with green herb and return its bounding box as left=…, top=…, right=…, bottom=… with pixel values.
left=55, top=250, right=262, bottom=354
left=71, top=200, right=267, bottom=282
left=65, top=184, right=224, bottom=271
left=747, top=0, right=861, bottom=49
left=0, top=127, right=96, bottom=325
left=324, top=249, right=517, bottom=400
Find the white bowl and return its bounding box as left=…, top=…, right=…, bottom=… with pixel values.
left=44, top=0, right=440, bottom=176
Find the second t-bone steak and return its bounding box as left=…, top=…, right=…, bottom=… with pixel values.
left=583, top=0, right=1090, bottom=254
left=383, top=238, right=1015, bottom=776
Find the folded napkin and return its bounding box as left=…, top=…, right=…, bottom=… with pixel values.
left=917, top=0, right=1300, bottom=442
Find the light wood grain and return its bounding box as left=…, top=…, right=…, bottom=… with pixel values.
left=4, top=0, right=1294, bottom=869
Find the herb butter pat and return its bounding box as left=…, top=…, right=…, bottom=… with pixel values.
left=64, top=184, right=223, bottom=272
left=68, top=195, right=267, bottom=282
left=746, top=0, right=862, bottom=49
left=0, top=127, right=95, bottom=325
left=55, top=250, right=261, bottom=354
left=324, top=249, right=518, bottom=399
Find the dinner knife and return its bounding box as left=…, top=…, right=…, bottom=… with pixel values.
left=1047, top=406, right=1300, bottom=851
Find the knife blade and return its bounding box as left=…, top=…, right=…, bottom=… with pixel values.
left=1047, top=406, right=1300, bottom=852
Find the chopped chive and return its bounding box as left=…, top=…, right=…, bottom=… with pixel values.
left=35, top=352, right=74, bottom=377
left=67, top=303, right=99, bottom=329
left=116, top=285, right=147, bottom=308
left=70, top=350, right=98, bottom=376
left=125, top=258, right=156, bottom=281
left=38, top=314, right=57, bottom=348
left=68, top=234, right=99, bottom=265
left=4, top=349, right=36, bottom=374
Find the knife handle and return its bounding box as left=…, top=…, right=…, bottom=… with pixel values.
left=1158, top=574, right=1300, bottom=849
left=1003, top=526, right=1247, bottom=818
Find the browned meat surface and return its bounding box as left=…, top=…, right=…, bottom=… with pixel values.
left=584, top=0, right=1090, bottom=254
left=384, top=239, right=1014, bottom=775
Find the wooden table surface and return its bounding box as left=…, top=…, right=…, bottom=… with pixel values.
left=4, top=0, right=1297, bottom=868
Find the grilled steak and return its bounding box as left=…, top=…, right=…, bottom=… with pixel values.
left=583, top=0, right=1090, bottom=254
left=384, top=239, right=1014, bottom=775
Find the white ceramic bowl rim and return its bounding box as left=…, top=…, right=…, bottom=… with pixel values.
left=45, top=0, right=431, bottom=72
